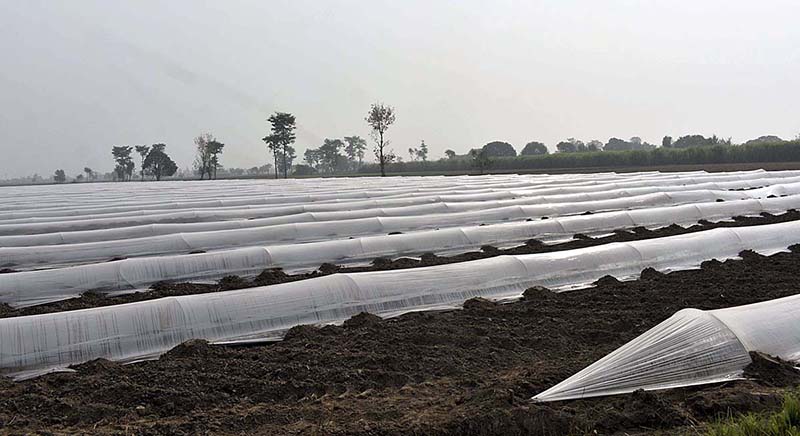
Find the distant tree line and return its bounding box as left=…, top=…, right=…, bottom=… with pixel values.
left=358, top=136, right=800, bottom=174
left=110, top=143, right=178, bottom=181
left=39, top=114, right=798, bottom=183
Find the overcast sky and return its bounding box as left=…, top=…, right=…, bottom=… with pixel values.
left=1, top=0, right=799, bottom=178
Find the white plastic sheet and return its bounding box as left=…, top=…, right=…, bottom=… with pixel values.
left=0, top=170, right=764, bottom=217
left=3, top=176, right=799, bottom=240
left=5, top=187, right=795, bottom=269
left=3, top=172, right=799, bottom=235
left=3, top=195, right=800, bottom=307
left=533, top=293, right=800, bottom=402
left=2, top=220, right=799, bottom=379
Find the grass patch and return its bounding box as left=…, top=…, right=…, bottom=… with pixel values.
left=708, top=391, right=800, bottom=435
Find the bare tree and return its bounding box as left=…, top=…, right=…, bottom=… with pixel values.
left=194, top=133, right=214, bottom=180
left=365, top=103, right=396, bottom=176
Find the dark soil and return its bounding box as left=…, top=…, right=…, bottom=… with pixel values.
left=1, top=244, right=800, bottom=434
left=2, top=210, right=799, bottom=319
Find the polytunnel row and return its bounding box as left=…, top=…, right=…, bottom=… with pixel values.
left=0, top=170, right=748, bottom=225
left=0, top=188, right=784, bottom=269
left=5, top=173, right=800, bottom=236
left=2, top=220, right=800, bottom=379
left=0, top=172, right=645, bottom=217
left=4, top=194, right=800, bottom=307
left=0, top=169, right=791, bottom=220
left=0, top=175, right=538, bottom=217
left=6, top=174, right=800, bottom=241
left=0, top=169, right=722, bottom=214
left=532, top=293, right=800, bottom=402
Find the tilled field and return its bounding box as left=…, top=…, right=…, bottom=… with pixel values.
left=4, top=173, right=800, bottom=435
left=1, top=239, right=799, bottom=434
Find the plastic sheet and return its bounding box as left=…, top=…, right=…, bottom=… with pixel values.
left=2, top=220, right=799, bottom=379
left=533, top=293, right=800, bottom=402
left=1, top=188, right=781, bottom=269
left=3, top=173, right=800, bottom=235
left=3, top=195, right=800, bottom=307
left=0, top=170, right=766, bottom=217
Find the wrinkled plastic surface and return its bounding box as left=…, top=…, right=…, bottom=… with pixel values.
left=533, top=294, right=800, bottom=402
left=3, top=187, right=796, bottom=269
left=2, top=221, right=799, bottom=379
left=3, top=195, right=800, bottom=307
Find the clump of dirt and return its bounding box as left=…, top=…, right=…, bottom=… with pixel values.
left=481, top=244, right=500, bottom=254
left=162, top=339, right=226, bottom=360
left=743, top=352, right=800, bottom=387
left=343, top=312, right=383, bottom=328
left=591, top=389, right=691, bottom=431
left=594, top=275, right=622, bottom=287
left=218, top=275, right=249, bottom=290
left=69, top=358, right=121, bottom=374
left=522, top=285, right=555, bottom=301
left=420, top=252, right=439, bottom=263
left=463, top=297, right=498, bottom=310
left=371, top=257, right=392, bottom=267
left=640, top=267, right=664, bottom=280
left=253, top=267, right=292, bottom=285
left=318, top=262, right=340, bottom=274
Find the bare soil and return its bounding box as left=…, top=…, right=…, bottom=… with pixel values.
left=1, top=239, right=800, bottom=434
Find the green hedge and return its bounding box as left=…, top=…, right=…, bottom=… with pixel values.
left=358, top=141, right=800, bottom=174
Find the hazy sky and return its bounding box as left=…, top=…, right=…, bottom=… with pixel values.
left=1, top=0, right=799, bottom=178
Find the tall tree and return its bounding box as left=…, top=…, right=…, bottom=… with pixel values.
left=276, top=145, right=296, bottom=177
left=304, top=148, right=322, bottom=169
left=343, top=136, right=367, bottom=168
left=587, top=140, right=604, bottom=152
left=134, top=145, right=150, bottom=181
left=193, top=134, right=214, bottom=180
left=264, top=112, right=297, bottom=178
left=206, top=140, right=225, bottom=180
left=417, top=140, right=428, bottom=162
left=143, top=144, right=178, bottom=181
left=365, top=103, right=396, bottom=177
left=444, top=149, right=457, bottom=160
left=469, top=149, right=491, bottom=175
left=83, top=167, right=93, bottom=181
left=262, top=136, right=280, bottom=178
left=53, top=169, right=66, bottom=183
left=521, top=141, right=548, bottom=156
left=318, top=138, right=344, bottom=173
left=111, top=145, right=134, bottom=181
left=482, top=141, right=517, bottom=157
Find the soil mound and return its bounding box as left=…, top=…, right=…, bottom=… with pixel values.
left=744, top=352, right=800, bottom=387
left=343, top=312, right=383, bottom=328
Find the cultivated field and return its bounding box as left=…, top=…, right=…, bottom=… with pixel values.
left=1, top=170, right=800, bottom=434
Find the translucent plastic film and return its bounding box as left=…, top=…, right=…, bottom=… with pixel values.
left=533, top=293, right=800, bottom=402
left=0, top=169, right=786, bottom=219
left=4, top=195, right=800, bottom=307
left=2, top=221, right=799, bottom=378
left=2, top=187, right=792, bottom=269
left=3, top=173, right=799, bottom=236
